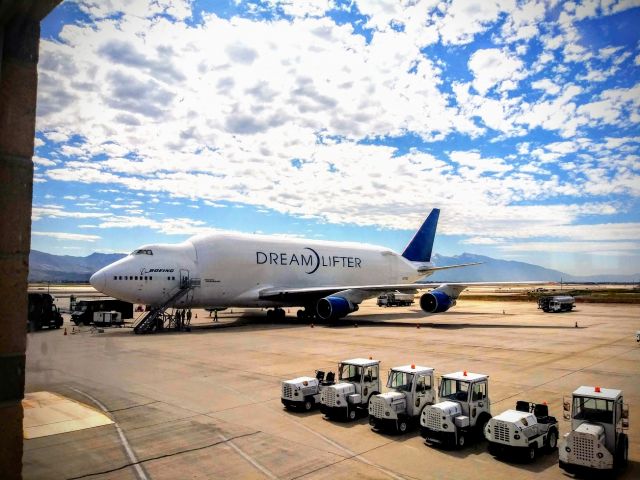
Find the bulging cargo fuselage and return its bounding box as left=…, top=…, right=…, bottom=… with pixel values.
left=90, top=233, right=430, bottom=308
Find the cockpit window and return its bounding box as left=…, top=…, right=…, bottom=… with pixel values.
left=131, top=249, right=153, bottom=256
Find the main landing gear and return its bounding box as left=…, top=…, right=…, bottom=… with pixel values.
left=296, top=308, right=316, bottom=320
left=266, top=308, right=286, bottom=320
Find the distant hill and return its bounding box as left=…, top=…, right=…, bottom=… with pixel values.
left=28, top=249, right=638, bottom=284
left=429, top=253, right=639, bottom=283
left=28, top=250, right=126, bottom=282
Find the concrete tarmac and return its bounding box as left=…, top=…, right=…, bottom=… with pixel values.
left=24, top=298, right=640, bottom=479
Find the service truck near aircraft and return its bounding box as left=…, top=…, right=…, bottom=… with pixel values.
left=538, top=295, right=575, bottom=312
left=71, top=299, right=133, bottom=326
left=320, top=358, right=381, bottom=421
left=27, top=293, right=63, bottom=331
left=559, top=386, right=629, bottom=475
left=421, top=371, right=492, bottom=448
left=369, top=364, right=435, bottom=433
left=281, top=370, right=335, bottom=411
left=377, top=292, right=415, bottom=307
left=485, top=401, right=559, bottom=462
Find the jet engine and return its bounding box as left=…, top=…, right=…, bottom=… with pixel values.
left=420, top=291, right=455, bottom=313
left=316, top=296, right=357, bottom=320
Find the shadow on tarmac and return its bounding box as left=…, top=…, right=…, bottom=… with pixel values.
left=185, top=313, right=586, bottom=333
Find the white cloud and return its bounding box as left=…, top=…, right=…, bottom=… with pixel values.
left=531, top=78, right=561, bottom=96
left=436, top=0, right=505, bottom=45
left=499, top=241, right=639, bottom=255
left=468, top=48, right=525, bottom=95
left=32, top=231, right=101, bottom=242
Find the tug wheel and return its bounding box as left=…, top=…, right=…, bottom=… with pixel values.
left=546, top=429, right=558, bottom=452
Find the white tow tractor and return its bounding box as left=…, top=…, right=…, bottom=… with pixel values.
left=369, top=364, right=435, bottom=433
left=485, top=401, right=559, bottom=462
left=421, top=371, right=491, bottom=448
left=320, top=358, right=381, bottom=421
left=281, top=370, right=335, bottom=411
left=559, top=386, right=629, bottom=475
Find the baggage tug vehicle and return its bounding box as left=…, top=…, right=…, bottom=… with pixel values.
left=281, top=370, right=335, bottom=411
left=369, top=364, right=435, bottom=433
left=421, top=371, right=491, bottom=448
left=485, top=400, right=559, bottom=461
left=320, top=358, right=381, bottom=420
left=559, top=386, right=629, bottom=474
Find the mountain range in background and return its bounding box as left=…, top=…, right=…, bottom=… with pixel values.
left=28, top=250, right=639, bottom=284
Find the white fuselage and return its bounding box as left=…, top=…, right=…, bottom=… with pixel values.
left=90, top=233, right=430, bottom=308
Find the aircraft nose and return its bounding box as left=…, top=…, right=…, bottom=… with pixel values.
left=90, top=270, right=106, bottom=292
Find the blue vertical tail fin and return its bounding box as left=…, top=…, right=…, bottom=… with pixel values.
left=401, top=209, right=440, bottom=262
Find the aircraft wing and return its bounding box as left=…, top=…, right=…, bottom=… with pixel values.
left=259, top=281, right=545, bottom=304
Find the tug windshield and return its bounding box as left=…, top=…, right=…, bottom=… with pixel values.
left=339, top=363, right=362, bottom=382
left=387, top=371, right=414, bottom=392
left=439, top=378, right=470, bottom=402
left=573, top=396, right=614, bottom=424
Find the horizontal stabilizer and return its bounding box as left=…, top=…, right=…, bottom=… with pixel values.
left=416, top=262, right=482, bottom=274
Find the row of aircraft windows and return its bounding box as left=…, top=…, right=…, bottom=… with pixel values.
left=113, top=276, right=176, bottom=281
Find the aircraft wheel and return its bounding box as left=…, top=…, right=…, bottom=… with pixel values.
left=266, top=310, right=273, bottom=319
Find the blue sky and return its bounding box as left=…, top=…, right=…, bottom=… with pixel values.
left=32, top=0, right=640, bottom=276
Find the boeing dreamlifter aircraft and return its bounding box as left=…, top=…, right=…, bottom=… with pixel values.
left=90, top=209, right=479, bottom=322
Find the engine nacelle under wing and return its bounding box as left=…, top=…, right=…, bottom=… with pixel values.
left=316, top=296, right=357, bottom=320
left=419, top=291, right=456, bottom=313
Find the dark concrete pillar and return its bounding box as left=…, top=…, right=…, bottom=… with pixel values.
left=0, top=2, right=60, bottom=479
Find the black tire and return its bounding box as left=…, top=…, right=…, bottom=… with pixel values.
left=457, top=432, right=466, bottom=448
left=266, top=310, right=273, bottom=319
left=303, top=399, right=313, bottom=411
left=297, top=310, right=304, bottom=320
left=546, top=429, right=558, bottom=452
left=488, top=442, right=499, bottom=456
left=348, top=408, right=357, bottom=420
left=527, top=445, right=537, bottom=462
left=615, top=434, right=628, bottom=469
left=398, top=419, right=408, bottom=433
left=476, top=414, right=490, bottom=440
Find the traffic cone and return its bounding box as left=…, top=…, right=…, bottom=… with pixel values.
left=64, top=327, right=67, bottom=336
left=72, top=326, right=76, bottom=334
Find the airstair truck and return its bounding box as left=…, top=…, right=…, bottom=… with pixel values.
left=559, top=386, right=629, bottom=475
left=281, top=370, right=335, bottom=411
left=369, top=364, right=435, bottom=433
left=485, top=401, right=559, bottom=462
left=320, top=358, right=381, bottom=421
left=420, top=371, right=492, bottom=448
